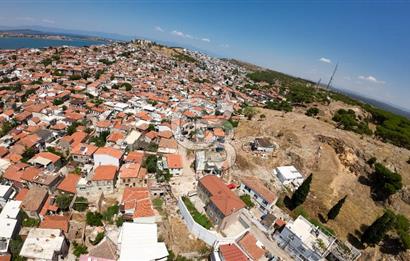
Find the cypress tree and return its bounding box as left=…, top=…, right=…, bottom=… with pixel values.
left=291, top=173, right=313, bottom=208
left=327, top=195, right=347, bottom=220
left=361, top=210, right=396, bottom=246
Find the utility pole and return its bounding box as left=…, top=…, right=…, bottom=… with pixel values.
left=316, top=78, right=322, bottom=89
left=326, top=63, right=338, bottom=89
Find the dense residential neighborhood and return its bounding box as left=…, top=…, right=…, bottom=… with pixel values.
left=0, top=39, right=386, bottom=261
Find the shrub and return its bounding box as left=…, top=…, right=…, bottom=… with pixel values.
left=240, top=194, right=255, bottom=208
left=182, top=197, right=212, bottom=229
left=306, top=107, right=319, bottom=117
left=55, top=194, right=73, bottom=211
left=90, top=232, right=104, bottom=245
left=73, top=242, right=88, bottom=257
left=86, top=211, right=103, bottom=226
left=73, top=197, right=89, bottom=212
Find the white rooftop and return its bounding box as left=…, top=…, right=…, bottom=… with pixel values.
left=0, top=185, right=12, bottom=198
left=276, top=165, right=303, bottom=180
left=0, top=217, right=17, bottom=239
left=125, top=130, right=141, bottom=145
left=20, top=228, right=65, bottom=260
left=118, top=222, right=168, bottom=261
left=286, top=216, right=334, bottom=254
left=0, top=200, right=21, bottom=219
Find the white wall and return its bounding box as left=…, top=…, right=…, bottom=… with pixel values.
left=177, top=197, right=247, bottom=246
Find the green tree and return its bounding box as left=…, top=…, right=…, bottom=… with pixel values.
left=86, top=211, right=103, bottom=226
left=243, top=106, right=257, bottom=120
left=372, top=163, right=402, bottom=201
left=361, top=210, right=396, bottom=246
left=21, top=147, right=36, bottom=163
left=290, top=174, right=313, bottom=208
left=144, top=155, right=158, bottom=173
left=327, top=195, right=347, bottom=220
left=55, top=194, right=72, bottom=211
left=10, top=235, right=25, bottom=260
left=73, top=242, right=88, bottom=257
left=53, top=98, right=64, bottom=106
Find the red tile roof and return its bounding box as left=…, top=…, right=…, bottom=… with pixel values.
left=238, top=232, right=265, bottom=261
left=241, top=177, right=276, bottom=204
left=199, top=175, right=245, bottom=216
left=166, top=154, right=183, bottom=169
left=121, top=187, right=154, bottom=219
left=92, top=165, right=117, bottom=181
left=219, top=244, right=248, bottom=261
left=57, top=173, right=81, bottom=194
left=40, top=215, right=70, bottom=233
left=94, top=147, right=123, bottom=159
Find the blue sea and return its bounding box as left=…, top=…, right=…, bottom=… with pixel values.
left=0, top=37, right=105, bottom=49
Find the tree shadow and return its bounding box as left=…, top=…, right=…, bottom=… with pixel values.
left=318, top=213, right=327, bottom=223
left=347, top=233, right=365, bottom=250
left=284, top=196, right=295, bottom=210
left=380, top=236, right=403, bottom=255
left=358, top=175, right=371, bottom=186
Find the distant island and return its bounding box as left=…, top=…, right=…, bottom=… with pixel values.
left=0, top=29, right=113, bottom=43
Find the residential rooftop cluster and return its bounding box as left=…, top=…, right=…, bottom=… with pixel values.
left=0, top=40, right=360, bottom=261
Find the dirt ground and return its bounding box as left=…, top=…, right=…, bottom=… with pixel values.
left=231, top=106, right=410, bottom=253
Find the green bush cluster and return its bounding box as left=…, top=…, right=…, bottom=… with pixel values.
left=332, top=109, right=372, bottom=135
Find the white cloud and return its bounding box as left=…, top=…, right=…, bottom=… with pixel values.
left=41, top=19, right=55, bottom=24
left=201, top=38, right=210, bottom=42
left=171, top=30, right=186, bottom=37
left=358, top=75, right=385, bottom=84
left=185, top=34, right=194, bottom=39
left=319, top=57, right=332, bottom=64
left=220, top=43, right=230, bottom=48
left=155, top=26, right=164, bottom=32
left=17, top=16, right=35, bottom=21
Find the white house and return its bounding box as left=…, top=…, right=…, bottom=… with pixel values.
left=0, top=184, right=16, bottom=207
left=93, top=147, right=124, bottom=167
left=118, top=223, right=168, bottom=261
left=274, top=165, right=304, bottom=189
left=252, top=138, right=275, bottom=153
left=239, top=177, right=277, bottom=213
left=0, top=200, right=21, bottom=254
left=275, top=215, right=336, bottom=261
left=20, top=228, right=68, bottom=261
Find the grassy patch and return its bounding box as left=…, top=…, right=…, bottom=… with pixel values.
left=182, top=196, right=212, bottom=229
left=240, top=194, right=255, bottom=208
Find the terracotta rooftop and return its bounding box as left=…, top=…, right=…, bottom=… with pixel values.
left=40, top=215, right=70, bottom=233
left=166, top=154, right=183, bottom=169
left=121, top=187, right=154, bottom=219
left=94, top=147, right=123, bottom=159
left=238, top=232, right=265, bottom=260
left=57, top=173, right=81, bottom=194
left=124, top=151, right=144, bottom=164
left=241, top=176, right=276, bottom=204
left=219, top=244, right=248, bottom=261
left=119, top=163, right=141, bottom=179
left=92, top=165, right=117, bottom=181
left=199, top=175, right=245, bottom=216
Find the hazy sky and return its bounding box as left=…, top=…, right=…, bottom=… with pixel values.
left=1, top=0, right=409, bottom=110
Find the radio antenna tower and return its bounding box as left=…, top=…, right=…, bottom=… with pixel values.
left=326, top=63, right=338, bottom=89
